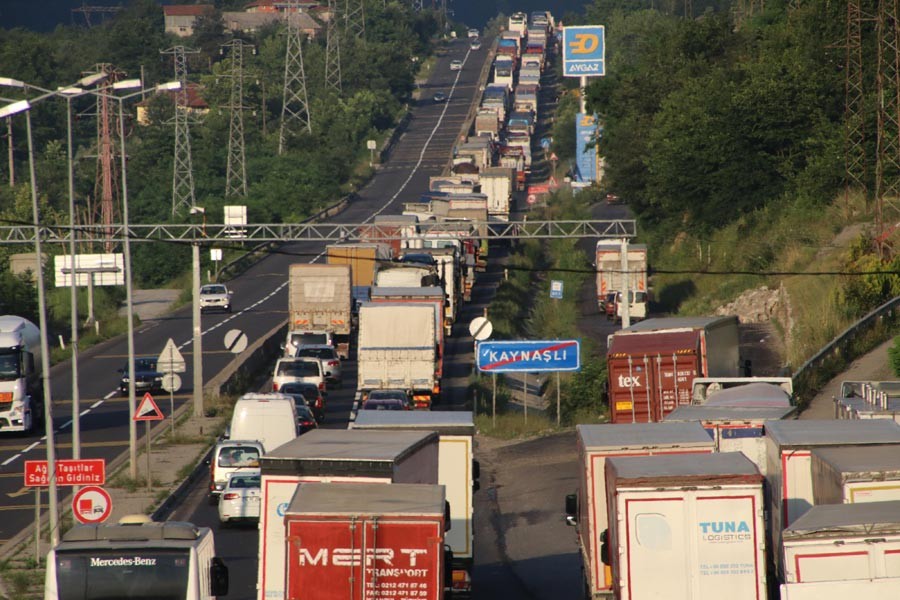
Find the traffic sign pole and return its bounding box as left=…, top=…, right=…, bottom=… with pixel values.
left=146, top=421, right=152, bottom=492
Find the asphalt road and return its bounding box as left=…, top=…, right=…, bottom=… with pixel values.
left=0, top=37, right=487, bottom=547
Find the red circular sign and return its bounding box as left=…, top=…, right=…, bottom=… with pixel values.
left=72, top=485, right=112, bottom=524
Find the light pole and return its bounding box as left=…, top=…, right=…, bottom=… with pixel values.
left=189, top=205, right=205, bottom=418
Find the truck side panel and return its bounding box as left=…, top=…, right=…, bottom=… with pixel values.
left=780, top=579, right=900, bottom=600
left=702, top=317, right=741, bottom=378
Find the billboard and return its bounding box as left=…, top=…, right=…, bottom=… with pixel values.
left=563, top=26, right=606, bottom=77
left=54, top=253, right=124, bottom=287
left=576, top=113, right=601, bottom=183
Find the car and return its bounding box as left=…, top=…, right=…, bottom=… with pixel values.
left=283, top=329, right=333, bottom=357
left=433, top=92, right=448, bottom=103
left=362, top=389, right=413, bottom=411
left=118, top=357, right=163, bottom=396
left=199, top=283, right=232, bottom=313
left=470, top=40, right=482, bottom=51
left=217, top=470, right=261, bottom=525
left=467, top=28, right=479, bottom=38
left=276, top=381, right=327, bottom=423
left=604, top=291, right=617, bottom=320
left=272, top=358, right=325, bottom=393
left=450, top=59, right=463, bottom=71
left=399, top=253, right=438, bottom=267
left=293, top=344, right=342, bottom=386
left=605, top=192, right=624, bottom=205
left=207, top=440, right=263, bottom=504
left=294, top=404, right=318, bottom=434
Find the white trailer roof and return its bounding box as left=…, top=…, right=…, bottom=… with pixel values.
left=665, top=405, right=795, bottom=422
left=577, top=422, right=714, bottom=450
left=620, top=316, right=736, bottom=333
left=264, top=430, right=436, bottom=461
left=783, top=500, right=900, bottom=539
left=608, top=452, right=760, bottom=480
left=350, top=411, right=475, bottom=436
left=370, top=286, right=444, bottom=298
left=765, top=419, right=900, bottom=447
left=812, top=445, right=900, bottom=476
left=706, top=382, right=792, bottom=407
left=285, top=482, right=445, bottom=516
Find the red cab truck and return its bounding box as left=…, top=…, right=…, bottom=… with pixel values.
left=606, top=316, right=741, bottom=423
left=283, top=482, right=449, bottom=600
left=565, top=423, right=715, bottom=599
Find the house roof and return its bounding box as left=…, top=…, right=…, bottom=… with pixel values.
left=163, top=5, right=215, bottom=17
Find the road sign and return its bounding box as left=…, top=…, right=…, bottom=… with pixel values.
left=157, top=338, right=186, bottom=374
left=72, top=486, right=112, bottom=524
left=476, top=340, right=581, bottom=373
left=134, top=393, right=164, bottom=421
left=563, top=25, right=606, bottom=77
left=24, top=459, right=107, bottom=487
left=224, top=329, right=248, bottom=354
left=550, top=280, right=564, bottom=299
left=161, top=373, right=182, bottom=393
left=468, top=316, right=493, bottom=341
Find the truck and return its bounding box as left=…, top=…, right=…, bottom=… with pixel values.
left=369, top=286, right=446, bottom=357
left=499, top=146, right=526, bottom=190
left=44, top=516, right=229, bottom=600
left=780, top=501, right=900, bottom=599
left=0, top=315, right=43, bottom=433
left=326, top=243, right=392, bottom=287
left=565, top=423, right=715, bottom=599
left=413, top=249, right=462, bottom=331
left=594, top=240, right=648, bottom=319
left=811, top=445, right=900, bottom=505
left=764, top=419, right=900, bottom=580
left=480, top=167, right=514, bottom=221
left=513, top=84, right=539, bottom=114
left=349, top=411, right=478, bottom=596
left=492, top=57, right=515, bottom=90
left=518, top=65, right=541, bottom=86
left=356, top=303, right=440, bottom=408
left=282, top=482, right=449, bottom=600
left=508, top=111, right=535, bottom=135
left=374, top=264, right=440, bottom=288
left=605, top=316, right=741, bottom=423
left=603, top=453, right=766, bottom=600
left=257, top=429, right=439, bottom=600
left=474, top=109, right=501, bottom=139
left=360, top=214, right=421, bottom=256
left=287, top=264, right=352, bottom=359
left=508, top=13, right=527, bottom=36
left=691, top=377, right=794, bottom=406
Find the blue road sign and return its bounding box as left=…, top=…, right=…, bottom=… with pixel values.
left=477, top=340, right=581, bottom=373
left=550, top=280, right=564, bottom=299
left=563, top=26, right=606, bottom=77
left=575, top=112, right=600, bottom=182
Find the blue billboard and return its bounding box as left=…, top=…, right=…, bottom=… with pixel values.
left=563, top=26, right=606, bottom=77
left=575, top=112, right=600, bottom=183
left=476, top=340, right=581, bottom=373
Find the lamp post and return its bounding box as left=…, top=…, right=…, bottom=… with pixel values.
left=189, top=205, right=205, bottom=418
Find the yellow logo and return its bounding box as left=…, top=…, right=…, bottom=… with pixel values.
left=580, top=114, right=596, bottom=127
left=569, top=33, right=599, bottom=55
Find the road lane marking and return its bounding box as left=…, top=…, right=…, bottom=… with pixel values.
left=24, top=442, right=39, bottom=453
left=91, top=401, right=103, bottom=409
left=2, top=454, right=20, bottom=467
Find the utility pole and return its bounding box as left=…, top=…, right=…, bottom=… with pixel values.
left=91, top=64, right=121, bottom=252
left=161, top=45, right=200, bottom=216
left=222, top=39, right=253, bottom=197
left=344, top=0, right=366, bottom=39
left=874, top=0, right=900, bottom=256
left=325, top=0, right=343, bottom=93
left=279, top=0, right=313, bottom=154
left=844, top=0, right=868, bottom=208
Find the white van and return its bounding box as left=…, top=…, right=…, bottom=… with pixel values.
left=207, top=439, right=264, bottom=505
left=228, top=393, right=298, bottom=454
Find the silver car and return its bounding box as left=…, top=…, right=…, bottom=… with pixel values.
left=199, top=283, right=232, bottom=313
left=272, top=358, right=325, bottom=393
left=293, top=344, right=342, bottom=387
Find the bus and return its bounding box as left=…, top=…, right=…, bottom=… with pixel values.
left=44, top=516, right=229, bottom=600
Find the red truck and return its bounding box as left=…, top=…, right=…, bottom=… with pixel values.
left=283, top=482, right=449, bottom=600
left=606, top=316, right=742, bottom=423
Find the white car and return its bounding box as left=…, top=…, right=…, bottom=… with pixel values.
left=294, top=344, right=342, bottom=386
left=470, top=40, right=482, bottom=51
left=199, top=283, right=232, bottom=313
left=272, top=358, right=326, bottom=393
left=450, top=59, right=463, bottom=71
left=467, top=28, right=479, bottom=38
left=217, top=470, right=261, bottom=525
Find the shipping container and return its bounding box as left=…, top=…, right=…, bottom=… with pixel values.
left=606, top=453, right=766, bottom=600
left=566, top=423, right=715, bottom=598
left=326, top=243, right=392, bottom=287
left=811, top=445, right=900, bottom=505
left=257, top=429, right=439, bottom=600
left=764, top=419, right=900, bottom=580
left=283, top=483, right=447, bottom=600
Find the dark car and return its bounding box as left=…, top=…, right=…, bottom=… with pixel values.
left=362, top=389, right=412, bottom=411
left=277, top=381, right=327, bottom=423
left=433, top=91, right=448, bottom=103
left=399, top=253, right=438, bottom=267
left=295, top=404, right=318, bottom=434
left=119, top=357, right=163, bottom=396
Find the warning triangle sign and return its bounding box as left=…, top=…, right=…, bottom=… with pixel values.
left=134, top=393, right=164, bottom=422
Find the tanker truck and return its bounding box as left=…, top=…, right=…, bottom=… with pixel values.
left=0, top=315, right=43, bottom=433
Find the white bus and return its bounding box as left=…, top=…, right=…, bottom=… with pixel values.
left=44, top=516, right=229, bottom=600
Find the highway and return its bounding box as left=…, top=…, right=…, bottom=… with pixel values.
left=0, top=37, right=488, bottom=547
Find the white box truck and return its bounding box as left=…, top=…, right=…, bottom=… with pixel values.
left=349, top=411, right=478, bottom=595
left=480, top=167, right=514, bottom=221
left=565, top=423, right=715, bottom=598
left=765, top=419, right=900, bottom=579
left=0, top=315, right=43, bottom=433
left=594, top=241, right=648, bottom=320
left=605, top=453, right=766, bottom=600
left=780, top=501, right=900, bottom=599
left=256, top=429, right=439, bottom=600
left=287, top=264, right=352, bottom=358
left=356, top=303, right=439, bottom=409
left=812, top=445, right=900, bottom=505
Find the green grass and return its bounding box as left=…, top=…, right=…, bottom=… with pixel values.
left=475, top=412, right=556, bottom=439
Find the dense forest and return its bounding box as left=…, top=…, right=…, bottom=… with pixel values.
left=0, top=0, right=441, bottom=322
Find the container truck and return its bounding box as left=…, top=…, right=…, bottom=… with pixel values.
left=474, top=109, right=500, bottom=139
left=480, top=167, right=514, bottom=221
left=374, top=264, right=440, bottom=288
left=282, top=482, right=449, bottom=600
left=429, top=175, right=478, bottom=195
left=764, top=419, right=900, bottom=580
left=664, top=404, right=796, bottom=475
left=0, top=315, right=43, bottom=433
left=44, top=516, right=229, bottom=600
left=605, top=316, right=741, bottom=423
left=811, top=445, right=900, bottom=505
left=358, top=215, right=421, bottom=256
left=350, top=411, right=478, bottom=595
left=508, top=14, right=527, bottom=36
left=492, top=58, right=515, bottom=90
left=417, top=248, right=462, bottom=331
left=499, top=146, right=526, bottom=190
left=326, top=243, right=392, bottom=287
left=518, top=65, right=541, bottom=86
left=565, top=423, right=715, bottom=599
left=287, top=264, right=352, bottom=359
left=257, top=429, right=439, bottom=600
left=513, top=84, right=539, bottom=114
left=594, top=240, right=647, bottom=319
left=780, top=501, right=900, bottom=599
left=604, top=453, right=766, bottom=600
left=369, top=286, right=446, bottom=355
left=356, top=303, right=440, bottom=408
